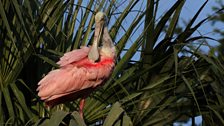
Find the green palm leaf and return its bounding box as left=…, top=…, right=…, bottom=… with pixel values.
left=0, top=0, right=223, bottom=125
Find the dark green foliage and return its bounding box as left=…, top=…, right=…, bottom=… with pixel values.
left=0, top=0, right=223, bottom=125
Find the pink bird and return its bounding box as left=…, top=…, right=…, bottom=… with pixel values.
left=37, top=12, right=116, bottom=118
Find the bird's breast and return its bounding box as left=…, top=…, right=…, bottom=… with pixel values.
left=72, top=57, right=115, bottom=68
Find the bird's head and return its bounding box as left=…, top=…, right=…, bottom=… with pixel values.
left=88, top=12, right=115, bottom=62
left=88, top=12, right=107, bottom=62
left=95, top=12, right=107, bottom=25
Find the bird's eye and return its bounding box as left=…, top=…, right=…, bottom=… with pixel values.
left=102, top=17, right=105, bottom=20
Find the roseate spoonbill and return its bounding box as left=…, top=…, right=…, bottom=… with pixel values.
left=37, top=12, right=116, bottom=118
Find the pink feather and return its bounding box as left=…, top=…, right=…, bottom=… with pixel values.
left=57, top=46, right=90, bottom=67
left=37, top=46, right=115, bottom=107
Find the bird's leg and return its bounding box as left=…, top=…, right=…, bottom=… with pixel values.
left=79, top=98, right=85, bottom=119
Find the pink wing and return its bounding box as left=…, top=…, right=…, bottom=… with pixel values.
left=37, top=56, right=115, bottom=106
left=57, top=46, right=90, bottom=67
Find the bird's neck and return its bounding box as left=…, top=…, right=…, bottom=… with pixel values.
left=102, top=26, right=114, bottom=48
left=100, top=26, right=116, bottom=58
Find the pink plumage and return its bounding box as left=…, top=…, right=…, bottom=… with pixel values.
left=37, top=12, right=116, bottom=118
left=37, top=46, right=115, bottom=107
